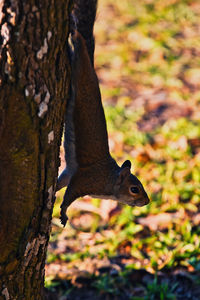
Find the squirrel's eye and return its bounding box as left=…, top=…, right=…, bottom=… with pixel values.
left=130, top=186, right=140, bottom=194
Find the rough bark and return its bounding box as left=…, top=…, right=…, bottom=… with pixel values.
left=0, top=1, right=71, bottom=299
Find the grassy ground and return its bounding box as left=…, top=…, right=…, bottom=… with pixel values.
left=46, top=1, right=200, bottom=299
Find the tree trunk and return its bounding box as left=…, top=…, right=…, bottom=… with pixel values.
left=0, top=1, right=71, bottom=299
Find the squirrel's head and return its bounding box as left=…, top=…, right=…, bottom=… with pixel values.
left=114, top=160, right=150, bottom=207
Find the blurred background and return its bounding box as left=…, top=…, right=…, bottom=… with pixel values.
left=46, top=0, right=200, bottom=299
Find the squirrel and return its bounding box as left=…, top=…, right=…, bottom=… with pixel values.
left=57, top=30, right=150, bottom=227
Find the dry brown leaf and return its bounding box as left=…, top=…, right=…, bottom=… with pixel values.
left=138, top=212, right=184, bottom=230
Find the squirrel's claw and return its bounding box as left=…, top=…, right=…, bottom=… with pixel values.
left=60, top=209, right=68, bottom=227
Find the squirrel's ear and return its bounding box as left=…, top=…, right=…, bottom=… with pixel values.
left=116, top=167, right=130, bottom=186
left=121, top=160, right=131, bottom=169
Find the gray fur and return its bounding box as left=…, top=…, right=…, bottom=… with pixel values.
left=57, top=43, right=78, bottom=191
left=64, top=83, right=78, bottom=178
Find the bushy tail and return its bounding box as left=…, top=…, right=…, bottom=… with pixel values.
left=70, top=0, right=98, bottom=66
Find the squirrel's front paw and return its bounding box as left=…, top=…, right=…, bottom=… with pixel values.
left=60, top=209, right=68, bottom=227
